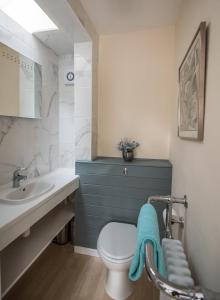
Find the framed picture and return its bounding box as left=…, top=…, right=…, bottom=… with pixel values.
left=178, top=22, right=207, bottom=140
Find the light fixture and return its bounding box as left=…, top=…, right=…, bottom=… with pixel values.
left=0, top=0, right=58, bottom=33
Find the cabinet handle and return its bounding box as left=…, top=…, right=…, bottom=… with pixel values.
left=123, top=167, right=128, bottom=175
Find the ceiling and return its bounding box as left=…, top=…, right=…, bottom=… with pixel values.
left=34, top=0, right=90, bottom=55
left=80, top=0, right=182, bottom=35
left=34, top=30, right=75, bottom=56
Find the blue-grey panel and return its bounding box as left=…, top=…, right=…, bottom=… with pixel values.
left=75, top=157, right=172, bottom=249
left=76, top=193, right=146, bottom=209
left=79, top=184, right=170, bottom=200
left=75, top=215, right=106, bottom=236
left=75, top=214, right=109, bottom=248
left=75, top=196, right=168, bottom=245
left=77, top=157, right=172, bottom=168
left=75, top=204, right=166, bottom=248
left=76, top=163, right=172, bottom=179
left=79, top=175, right=171, bottom=189
left=77, top=203, right=139, bottom=222
left=76, top=233, right=101, bottom=249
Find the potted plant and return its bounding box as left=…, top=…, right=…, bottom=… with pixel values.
left=118, top=139, right=140, bottom=162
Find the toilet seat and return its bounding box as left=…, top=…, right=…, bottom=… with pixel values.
left=98, top=222, right=136, bottom=261
left=98, top=246, right=133, bottom=264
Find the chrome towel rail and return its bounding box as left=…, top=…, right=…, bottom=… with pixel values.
left=145, top=243, right=204, bottom=300
left=145, top=195, right=219, bottom=300
left=147, top=195, right=187, bottom=238
left=147, top=195, right=188, bottom=207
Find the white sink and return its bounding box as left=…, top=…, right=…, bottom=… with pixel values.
left=0, top=181, right=54, bottom=204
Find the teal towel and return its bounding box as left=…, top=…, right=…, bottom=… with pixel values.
left=129, top=204, right=166, bottom=281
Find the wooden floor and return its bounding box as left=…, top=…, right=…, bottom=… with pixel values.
left=4, top=243, right=158, bottom=300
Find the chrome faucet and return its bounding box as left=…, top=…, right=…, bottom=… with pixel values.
left=13, top=168, right=27, bottom=188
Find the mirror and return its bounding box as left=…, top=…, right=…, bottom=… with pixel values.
left=0, top=42, right=42, bottom=118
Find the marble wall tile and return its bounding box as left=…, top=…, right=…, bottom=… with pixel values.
left=59, top=54, right=75, bottom=168
left=75, top=117, right=91, bottom=148
left=0, top=80, right=59, bottom=184
left=59, top=47, right=93, bottom=165
left=59, top=116, right=75, bottom=144
left=0, top=11, right=94, bottom=181
left=75, top=146, right=91, bottom=161
left=0, top=13, right=59, bottom=185
left=59, top=142, right=75, bottom=169
left=74, top=42, right=92, bottom=62
left=74, top=42, right=92, bottom=161
left=74, top=87, right=91, bottom=118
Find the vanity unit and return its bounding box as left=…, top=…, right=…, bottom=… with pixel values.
left=75, top=157, right=172, bottom=250
left=0, top=168, right=79, bottom=299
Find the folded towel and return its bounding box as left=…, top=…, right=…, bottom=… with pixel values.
left=162, top=242, right=184, bottom=253
left=162, top=238, right=182, bottom=247
left=129, top=204, right=166, bottom=281
left=166, top=257, right=189, bottom=268
left=165, top=251, right=186, bottom=260
left=168, top=274, right=194, bottom=288
left=167, top=265, right=191, bottom=277
left=162, top=238, right=194, bottom=287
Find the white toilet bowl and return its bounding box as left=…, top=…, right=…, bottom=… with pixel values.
left=97, top=222, right=137, bottom=300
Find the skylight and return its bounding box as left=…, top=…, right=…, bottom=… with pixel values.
left=0, top=0, right=58, bottom=33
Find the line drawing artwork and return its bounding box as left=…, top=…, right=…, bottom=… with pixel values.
left=179, top=39, right=200, bottom=132
left=178, top=22, right=206, bottom=140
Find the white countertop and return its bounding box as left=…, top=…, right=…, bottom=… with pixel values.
left=0, top=168, right=79, bottom=234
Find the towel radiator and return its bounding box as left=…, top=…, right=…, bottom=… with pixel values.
left=145, top=242, right=204, bottom=300
left=147, top=195, right=187, bottom=239
left=145, top=195, right=220, bottom=300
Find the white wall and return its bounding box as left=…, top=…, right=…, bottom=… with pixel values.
left=68, top=0, right=99, bottom=159
left=59, top=45, right=92, bottom=166
left=170, top=0, right=220, bottom=292
left=98, top=27, right=175, bottom=159
left=0, top=11, right=59, bottom=184
left=74, top=42, right=92, bottom=160
left=59, top=54, right=75, bottom=168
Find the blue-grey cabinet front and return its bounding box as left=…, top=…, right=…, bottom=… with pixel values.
left=75, top=157, right=172, bottom=249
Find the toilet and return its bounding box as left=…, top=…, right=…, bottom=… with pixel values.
left=97, top=222, right=137, bottom=300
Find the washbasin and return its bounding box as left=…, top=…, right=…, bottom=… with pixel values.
left=0, top=181, right=54, bottom=204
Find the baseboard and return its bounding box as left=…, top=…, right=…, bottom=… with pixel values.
left=74, top=246, right=99, bottom=257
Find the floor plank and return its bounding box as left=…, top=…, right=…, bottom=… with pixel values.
left=4, top=243, right=158, bottom=300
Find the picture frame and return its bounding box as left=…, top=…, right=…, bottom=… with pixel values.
left=178, top=22, right=207, bottom=141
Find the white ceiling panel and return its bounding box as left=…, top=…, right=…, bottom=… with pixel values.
left=80, top=0, right=182, bottom=34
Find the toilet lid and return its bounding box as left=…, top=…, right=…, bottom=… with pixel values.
left=98, top=222, right=137, bottom=260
